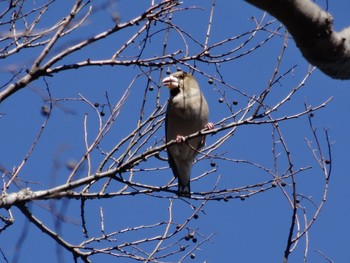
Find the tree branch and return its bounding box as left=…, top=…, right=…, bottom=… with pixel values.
left=245, top=0, right=350, bottom=79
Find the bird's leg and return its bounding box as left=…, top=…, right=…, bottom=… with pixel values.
left=205, top=122, right=214, bottom=130
left=176, top=135, right=186, bottom=143
left=176, top=123, right=213, bottom=144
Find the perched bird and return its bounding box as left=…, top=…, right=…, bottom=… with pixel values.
left=163, top=71, right=213, bottom=197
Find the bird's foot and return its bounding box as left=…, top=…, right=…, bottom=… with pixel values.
left=176, top=135, right=186, bottom=143
left=205, top=122, right=214, bottom=130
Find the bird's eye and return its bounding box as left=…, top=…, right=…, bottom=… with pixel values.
left=180, top=73, right=186, bottom=79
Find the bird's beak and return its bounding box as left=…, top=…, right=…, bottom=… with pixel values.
left=162, top=75, right=179, bottom=89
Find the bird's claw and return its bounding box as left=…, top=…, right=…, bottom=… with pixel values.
left=205, top=122, right=214, bottom=130
left=176, top=135, right=186, bottom=143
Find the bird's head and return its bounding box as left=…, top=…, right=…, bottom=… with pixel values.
left=162, top=71, right=199, bottom=92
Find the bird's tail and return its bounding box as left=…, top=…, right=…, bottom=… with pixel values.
left=176, top=161, right=192, bottom=198
left=178, top=184, right=191, bottom=197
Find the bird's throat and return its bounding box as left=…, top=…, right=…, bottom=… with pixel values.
left=170, top=87, right=181, bottom=97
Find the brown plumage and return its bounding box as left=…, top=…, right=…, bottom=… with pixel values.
left=163, top=71, right=210, bottom=197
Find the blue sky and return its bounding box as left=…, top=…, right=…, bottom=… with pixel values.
left=1, top=1, right=350, bottom=262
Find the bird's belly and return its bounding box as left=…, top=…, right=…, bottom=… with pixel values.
left=168, top=137, right=203, bottom=161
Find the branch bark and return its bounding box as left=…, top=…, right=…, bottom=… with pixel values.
left=245, top=0, right=350, bottom=79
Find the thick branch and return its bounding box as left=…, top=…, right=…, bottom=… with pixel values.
left=245, top=0, right=350, bottom=79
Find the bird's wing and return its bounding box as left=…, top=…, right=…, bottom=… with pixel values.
left=188, top=92, right=208, bottom=151
left=165, top=112, right=180, bottom=179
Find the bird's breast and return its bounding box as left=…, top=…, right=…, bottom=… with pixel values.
left=169, top=94, right=204, bottom=119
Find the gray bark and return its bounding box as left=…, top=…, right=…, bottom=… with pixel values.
left=245, top=0, right=350, bottom=80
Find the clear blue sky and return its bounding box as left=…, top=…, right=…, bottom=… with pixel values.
left=1, top=1, right=350, bottom=262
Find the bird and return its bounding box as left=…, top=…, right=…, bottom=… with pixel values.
left=163, top=71, right=213, bottom=197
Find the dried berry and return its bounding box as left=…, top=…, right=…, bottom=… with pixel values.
left=41, top=105, right=50, bottom=116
